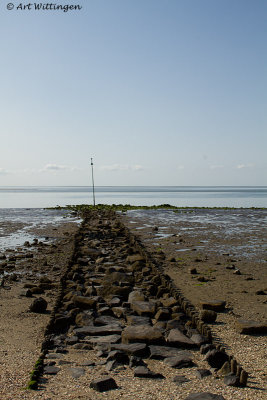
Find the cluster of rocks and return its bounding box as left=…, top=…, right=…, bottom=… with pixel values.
left=28, top=210, right=249, bottom=397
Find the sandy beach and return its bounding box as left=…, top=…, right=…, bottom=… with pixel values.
left=0, top=208, right=266, bottom=399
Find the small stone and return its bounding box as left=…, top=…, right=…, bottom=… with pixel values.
left=68, top=367, right=85, bottom=378
left=200, top=300, right=226, bottom=312
left=164, top=355, right=194, bottom=369
left=43, top=365, right=60, bottom=375
left=195, top=369, right=212, bottom=379
left=189, top=268, right=197, bottom=274
left=235, top=319, right=267, bottom=335
left=217, top=361, right=231, bottom=376
left=29, top=297, right=47, bottom=313
left=224, top=373, right=240, bottom=386
left=134, top=366, right=164, bottom=379
left=90, top=376, right=118, bottom=392
left=204, top=350, right=228, bottom=369
left=200, top=310, right=217, bottom=323
left=172, top=375, right=190, bottom=384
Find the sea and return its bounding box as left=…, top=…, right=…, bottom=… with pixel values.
left=0, top=186, right=266, bottom=208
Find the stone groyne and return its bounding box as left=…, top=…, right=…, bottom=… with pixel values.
left=28, top=209, right=248, bottom=398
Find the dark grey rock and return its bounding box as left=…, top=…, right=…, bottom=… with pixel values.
left=74, top=325, right=122, bottom=337
left=164, top=355, right=195, bottom=369
left=65, top=336, right=79, bottom=345
left=110, top=343, right=148, bottom=357
left=43, top=365, right=60, bottom=375
left=204, top=350, right=229, bottom=369
left=90, top=376, right=118, bottom=392
left=200, top=344, right=215, bottom=354
left=235, top=319, right=267, bottom=335
left=200, top=310, right=217, bottom=323
left=195, top=369, right=212, bottom=379
left=80, top=360, right=95, bottom=366
left=29, top=297, right=47, bottom=313
left=134, top=366, right=164, bottom=379
left=129, top=356, right=146, bottom=368
left=87, top=334, right=121, bottom=345
left=149, top=345, right=192, bottom=360
left=166, top=329, right=196, bottom=348
left=224, top=373, right=240, bottom=386
left=106, top=350, right=129, bottom=364
left=172, top=375, right=190, bottom=384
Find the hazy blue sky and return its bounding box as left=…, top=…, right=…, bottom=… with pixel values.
left=0, top=0, right=266, bottom=186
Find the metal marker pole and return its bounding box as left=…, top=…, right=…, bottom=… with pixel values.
left=91, top=157, right=95, bottom=206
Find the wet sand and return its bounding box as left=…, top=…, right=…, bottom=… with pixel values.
left=120, top=208, right=267, bottom=322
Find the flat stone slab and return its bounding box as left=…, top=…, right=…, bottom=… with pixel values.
left=110, top=343, right=148, bottom=357
left=166, top=329, right=196, bottom=348
left=94, top=316, right=124, bottom=327
left=185, top=394, right=225, bottom=400
left=43, top=365, right=60, bottom=375
left=90, top=376, right=118, bottom=392
left=149, top=345, right=192, bottom=360
left=164, top=355, right=194, bottom=369
left=122, top=325, right=164, bottom=344
left=199, top=300, right=226, bottom=312
left=235, top=319, right=267, bottom=335
left=87, top=334, right=121, bottom=344
left=134, top=366, right=164, bottom=379
left=74, top=325, right=122, bottom=337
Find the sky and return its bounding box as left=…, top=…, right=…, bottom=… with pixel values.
left=0, top=0, right=266, bottom=186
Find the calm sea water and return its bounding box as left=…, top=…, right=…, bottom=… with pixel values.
left=0, top=186, right=266, bottom=208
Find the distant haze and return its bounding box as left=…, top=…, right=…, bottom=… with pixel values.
left=0, top=1, right=266, bottom=186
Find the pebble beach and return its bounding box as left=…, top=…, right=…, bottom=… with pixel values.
left=0, top=207, right=266, bottom=399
